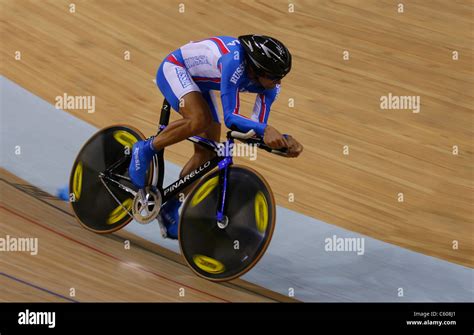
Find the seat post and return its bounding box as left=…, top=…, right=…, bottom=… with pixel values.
left=158, top=99, right=171, bottom=131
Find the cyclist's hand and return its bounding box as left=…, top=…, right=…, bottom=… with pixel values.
left=285, top=135, right=303, bottom=157
left=263, top=125, right=289, bottom=149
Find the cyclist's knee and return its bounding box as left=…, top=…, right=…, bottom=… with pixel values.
left=181, top=92, right=212, bottom=134
left=188, top=113, right=211, bottom=134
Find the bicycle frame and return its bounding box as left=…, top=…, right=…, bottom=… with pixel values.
left=153, top=99, right=235, bottom=222
left=101, top=99, right=285, bottom=223
left=158, top=130, right=234, bottom=223
left=101, top=99, right=234, bottom=223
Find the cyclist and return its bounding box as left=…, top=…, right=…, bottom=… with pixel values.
left=129, top=35, right=303, bottom=239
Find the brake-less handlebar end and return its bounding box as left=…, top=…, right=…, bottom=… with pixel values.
left=228, top=129, right=290, bottom=157
left=229, top=129, right=256, bottom=139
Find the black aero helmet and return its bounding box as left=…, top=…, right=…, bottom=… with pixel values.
left=238, top=34, right=292, bottom=79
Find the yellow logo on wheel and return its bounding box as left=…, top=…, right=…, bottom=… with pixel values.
left=254, top=191, right=268, bottom=233
left=107, top=198, right=133, bottom=224
left=193, top=254, right=225, bottom=274
left=190, top=176, right=219, bottom=207
left=113, top=130, right=138, bottom=149
left=72, top=161, right=83, bottom=200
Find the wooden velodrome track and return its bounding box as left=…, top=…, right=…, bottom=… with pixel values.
left=1, top=0, right=473, bottom=301
left=1, top=168, right=290, bottom=301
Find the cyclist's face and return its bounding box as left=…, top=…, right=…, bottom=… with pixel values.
left=247, top=66, right=282, bottom=89
left=257, top=75, right=282, bottom=89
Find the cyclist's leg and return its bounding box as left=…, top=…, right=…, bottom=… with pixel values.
left=160, top=93, right=220, bottom=238
left=152, top=91, right=212, bottom=150
left=179, top=90, right=221, bottom=184
left=158, top=119, right=219, bottom=239
left=153, top=59, right=212, bottom=150
left=129, top=58, right=209, bottom=189
left=151, top=61, right=219, bottom=238
left=180, top=121, right=221, bottom=184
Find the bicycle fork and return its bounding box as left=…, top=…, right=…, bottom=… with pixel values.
left=216, top=138, right=234, bottom=229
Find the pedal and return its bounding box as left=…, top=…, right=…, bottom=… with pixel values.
left=132, top=187, right=162, bottom=224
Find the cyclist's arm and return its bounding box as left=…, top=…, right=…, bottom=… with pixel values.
left=220, top=59, right=267, bottom=136
left=250, top=85, right=280, bottom=124
left=250, top=85, right=291, bottom=149
left=221, top=89, right=267, bottom=136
